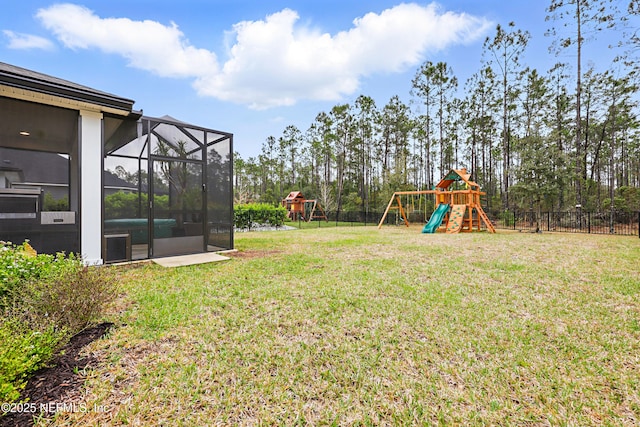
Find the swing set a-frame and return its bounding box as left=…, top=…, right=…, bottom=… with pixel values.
left=377, top=168, right=496, bottom=234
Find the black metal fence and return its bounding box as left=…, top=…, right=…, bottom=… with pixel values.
left=492, top=211, right=640, bottom=237
left=290, top=209, right=640, bottom=238
left=294, top=210, right=432, bottom=227
left=293, top=210, right=385, bottom=227
left=238, top=206, right=640, bottom=238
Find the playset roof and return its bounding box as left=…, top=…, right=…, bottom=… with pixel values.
left=435, top=168, right=480, bottom=190
left=284, top=191, right=305, bottom=201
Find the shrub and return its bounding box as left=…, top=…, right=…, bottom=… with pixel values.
left=617, top=186, right=640, bottom=212
left=0, top=241, right=53, bottom=300
left=234, top=203, right=287, bottom=229
left=0, top=317, right=64, bottom=403
left=0, top=243, right=118, bottom=404
left=14, top=257, right=118, bottom=334
left=498, top=210, right=516, bottom=227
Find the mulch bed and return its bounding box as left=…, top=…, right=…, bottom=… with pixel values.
left=0, top=322, right=114, bottom=427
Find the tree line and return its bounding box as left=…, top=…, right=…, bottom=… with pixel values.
left=234, top=0, right=640, bottom=217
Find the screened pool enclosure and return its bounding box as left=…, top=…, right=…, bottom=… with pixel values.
left=0, top=62, right=233, bottom=264
left=104, top=116, right=233, bottom=261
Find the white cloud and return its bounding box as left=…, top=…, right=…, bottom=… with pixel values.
left=36, top=3, right=492, bottom=109
left=3, top=30, right=54, bottom=50
left=36, top=3, right=218, bottom=78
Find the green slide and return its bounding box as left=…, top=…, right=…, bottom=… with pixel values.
left=422, top=204, right=450, bottom=234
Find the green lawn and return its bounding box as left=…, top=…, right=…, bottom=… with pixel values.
left=50, top=227, right=639, bottom=426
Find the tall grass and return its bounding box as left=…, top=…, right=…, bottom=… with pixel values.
left=52, top=228, right=639, bottom=426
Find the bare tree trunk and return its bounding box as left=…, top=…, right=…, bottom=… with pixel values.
left=575, top=0, right=583, bottom=207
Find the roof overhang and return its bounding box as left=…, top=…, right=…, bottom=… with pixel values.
left=0, top=62, right=136, bottom=117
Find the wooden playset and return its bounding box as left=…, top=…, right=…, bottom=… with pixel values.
left=282, top=191, right=328, bottom=222
left=377, top=168, right=496, bottom=234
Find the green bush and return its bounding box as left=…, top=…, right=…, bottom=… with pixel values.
left=14, top=256, right=118, bottom=333
left=0, top=318, right=64, bottom=403
left=0, top=241, right=53, bottom=300
left=234, top=203, right=287, bottom=229
left=0, top=242, right=118, bottom=404
left=602, top=186, right=640, bottom=215
left=498, top=210, right=516, bottom=227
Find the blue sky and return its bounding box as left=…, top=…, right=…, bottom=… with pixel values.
left=0, top=1, right=629, bottom=158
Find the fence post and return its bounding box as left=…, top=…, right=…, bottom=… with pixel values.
left=513, top=211, right=516, bottom=230
left=638, top=211, right=640, bottom=239
left=588, top=212, right=591, bottom=234
left=547, top=212, right=550, bottom=232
